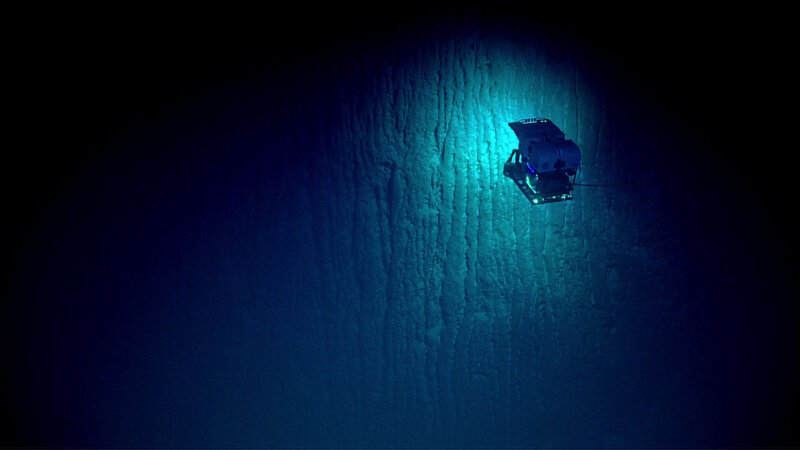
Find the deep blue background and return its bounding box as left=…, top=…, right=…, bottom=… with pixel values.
left=4, top=6, right=798, bottom=447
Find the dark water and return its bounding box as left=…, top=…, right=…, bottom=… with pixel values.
left=4, top=8, right=798, bottom=448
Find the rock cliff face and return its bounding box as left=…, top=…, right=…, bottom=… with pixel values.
left=257, top=26, right=697, bottom=447
left=5, top=11, right=798, bottom=449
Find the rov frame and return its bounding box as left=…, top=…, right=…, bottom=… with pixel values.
left=503, top=118, right=580, bottom=205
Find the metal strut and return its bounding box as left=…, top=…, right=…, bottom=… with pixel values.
left=503, top=150, right=539, bottom=205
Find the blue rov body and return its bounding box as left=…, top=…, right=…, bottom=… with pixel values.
left=504, top=118, right=581, bottom=205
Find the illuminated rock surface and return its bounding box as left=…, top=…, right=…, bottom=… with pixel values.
left=4, top=10, right=798, bottom=449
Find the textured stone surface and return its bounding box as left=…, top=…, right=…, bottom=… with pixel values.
left=239, top=28, right=695, bottom=447
left=5, top=12, right=798, bottom=449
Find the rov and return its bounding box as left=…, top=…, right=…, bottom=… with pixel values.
left=504, top=118, right=581, bottom=205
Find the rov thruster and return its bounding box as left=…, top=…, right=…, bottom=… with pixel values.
left=503, top=118, right=581, bottom=205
